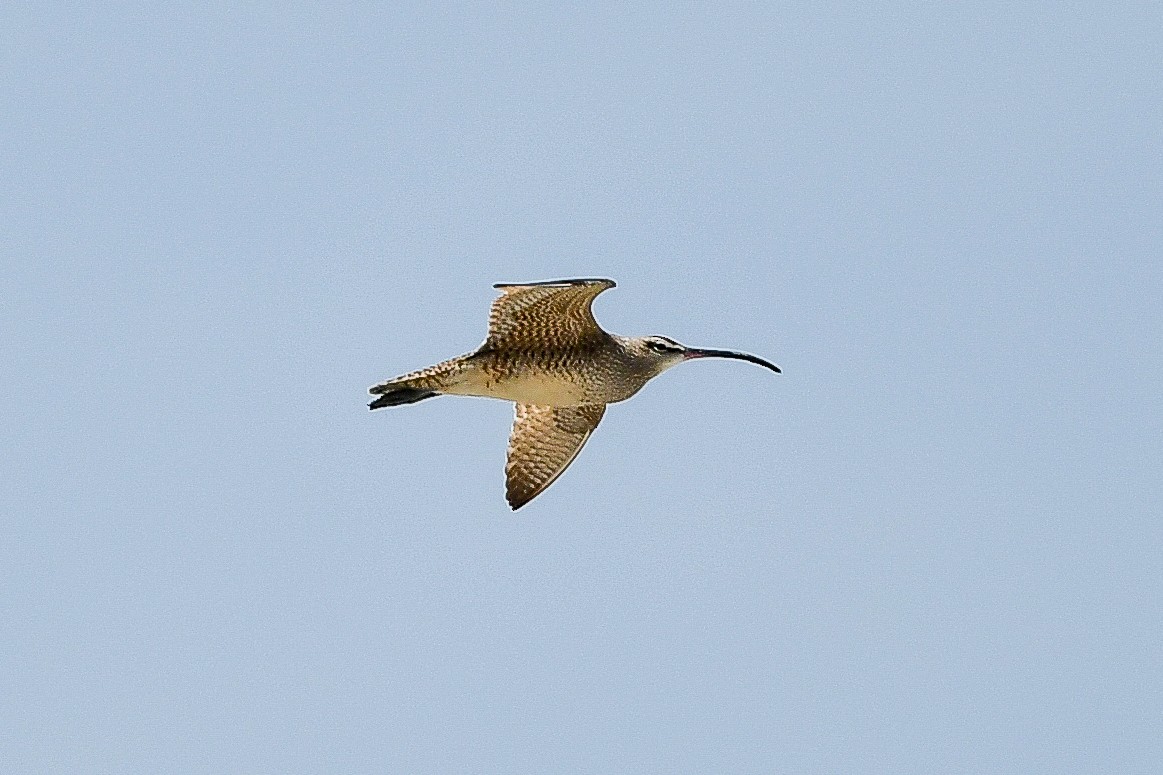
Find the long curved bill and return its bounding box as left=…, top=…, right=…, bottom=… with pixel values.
left=683, top=348, right=781, bottom=373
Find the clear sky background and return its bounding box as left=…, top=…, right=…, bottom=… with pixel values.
left=4, top=3, right=1161, bottom=773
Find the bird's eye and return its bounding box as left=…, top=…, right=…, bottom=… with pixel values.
left=647, top=340, right=673, bottom=353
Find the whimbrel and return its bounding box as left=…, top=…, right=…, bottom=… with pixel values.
left=369, top=278, right=780, bottom=509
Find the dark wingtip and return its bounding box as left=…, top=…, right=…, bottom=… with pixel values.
left=494, top=278, right=615, bottom=289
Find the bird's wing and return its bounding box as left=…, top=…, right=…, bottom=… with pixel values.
left=505, top=403, right=606, bottom=509
left=486, top=278, right=616, bottom=350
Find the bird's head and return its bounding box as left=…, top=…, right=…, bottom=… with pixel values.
left=624, top=335, right=782, bottom=378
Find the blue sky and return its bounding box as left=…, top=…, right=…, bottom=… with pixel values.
left=4, top=3, right=1161, bottom=773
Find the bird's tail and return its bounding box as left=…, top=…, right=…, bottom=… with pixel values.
left=367, top=356, right=469, bottom=410
left=368, top=384, right=438, bottom=410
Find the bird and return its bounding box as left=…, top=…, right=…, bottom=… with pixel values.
left=368, top=278, right=780, bottom=509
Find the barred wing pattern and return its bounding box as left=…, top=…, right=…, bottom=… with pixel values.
left=505, top=403, right=606, bottom=509
left=486, top=278, right=615, bottom=350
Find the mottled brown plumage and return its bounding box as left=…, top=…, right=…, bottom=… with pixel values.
left=505, top=404, right=605, bottom=510
left=369, top=278, right=780, bottom=509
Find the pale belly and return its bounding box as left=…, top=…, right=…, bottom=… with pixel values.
left=444, top=369, right=593, bottom=406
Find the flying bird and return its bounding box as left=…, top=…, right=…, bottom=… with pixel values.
left=369, top=278, right=780, bottom=509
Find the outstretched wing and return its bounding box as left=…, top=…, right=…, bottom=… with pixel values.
left=505, top=403, right=606, bottom=509
left=486, top=278, right=615, bottom=350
